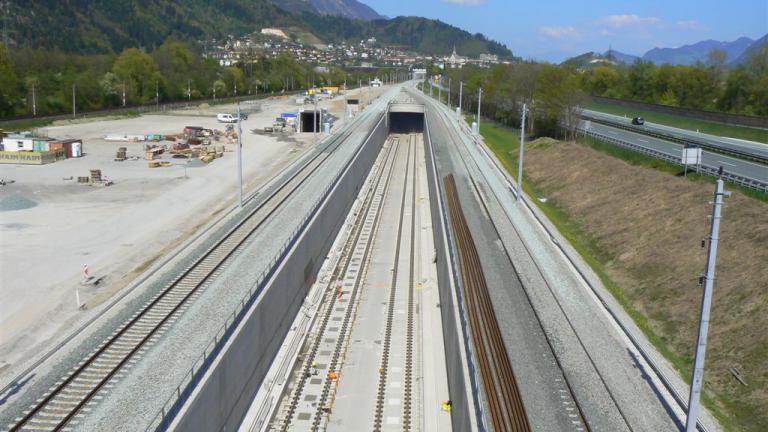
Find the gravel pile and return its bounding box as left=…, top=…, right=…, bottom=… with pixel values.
left=0, top=193, right=38, bottom=212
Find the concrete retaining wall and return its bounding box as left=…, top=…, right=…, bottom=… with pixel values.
left=423, top=117, right=479, bottom=432
left=170, top=114, right=388, bottom=431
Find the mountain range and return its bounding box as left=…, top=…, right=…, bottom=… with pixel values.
left=4, top=0, right=510, bottom=59
left=275, top=0, right=387, bottom=21
left=565, top=35, right=767, bottom=67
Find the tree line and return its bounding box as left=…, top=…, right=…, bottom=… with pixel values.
left=438, top=45, right=767, bottom=140
left=0, top=40, right=379, bottom=118
left=579, top=47, right=767, bottom=116
left=441, top=62, right=587, bottom=139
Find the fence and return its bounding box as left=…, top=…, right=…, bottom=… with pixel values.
left=0, top=92, right=300, bottom=127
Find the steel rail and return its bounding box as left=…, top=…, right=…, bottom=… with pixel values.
left=372, top=136, right=414, bottom=431
left=0, top=102, right=375, bottom=406
left=8, top=112, right=367, bottom=432
left=402, top=134, right=418, bottom=430
left=278, top=135, right=399, bottom=431
left=443, top=174, right=532, bottom=432
left=454, top=94, right=713, bottom=432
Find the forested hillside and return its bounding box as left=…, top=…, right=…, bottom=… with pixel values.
left=4, top=0, right=511, bottom=58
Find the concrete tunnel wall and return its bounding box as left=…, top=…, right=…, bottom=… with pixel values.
left=171, top=113, right=389, bottom=432
left=423, top=116, right=478, bottom=432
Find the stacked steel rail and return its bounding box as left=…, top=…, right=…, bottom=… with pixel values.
left=443, top=174, right=532, bottom=432
left=7, top=118, right=368, bottom=432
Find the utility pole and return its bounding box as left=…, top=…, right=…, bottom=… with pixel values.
left=187, top=79, right=191, bottom=101
left=477, top=87, right=482, bottom=132
left=459, top=81, right=463, bottom=121
left=72, top=83, right=76, bottom=118
left=234, top=79, right=237, bottom=97
left=155, top=80, right=159, bottom=107
left=686, top=171, right=729, bottom=432
left=213, top=85, right=216, bottom=101
left=448, top=78, right=451, bottom=110
left=237, top=103, right=244, bottom=208
left=313, top=98, right=317, bottom=138
left=122, top=82, right=126, bottom=107
left=31, top=83, right=36, bottom=116
left=438, top=80, right=442, bottom=104
left=517, top=103, right=527, bottom=201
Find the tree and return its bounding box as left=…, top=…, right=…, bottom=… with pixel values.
left=112, top=48, right=162, bottom=103
left=0, top=43, right=21, bottom=116
left=100, top=72, right=120, bottom=106
left=533, top=64, right=586, bottom=139
left=627, top=60, right=656, bottom=102
left=583, top=66, right=620, bottom=97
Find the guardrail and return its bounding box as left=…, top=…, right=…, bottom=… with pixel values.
left=580, top=128, right=768, bottom=193
left=581, top=114, right=768, bottom=165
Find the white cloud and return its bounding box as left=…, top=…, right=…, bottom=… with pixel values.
left=676, top=20, right=704, bottom=30
left=538, top=26, right=581, bottom=38
left=598, top=14, right=660, bottom=28
left=441, top=0, right=485, bottom=5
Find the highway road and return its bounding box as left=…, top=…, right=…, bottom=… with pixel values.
left=582, top=109, right=768, bottom=162
left=581, top=119, right=768, bottom=188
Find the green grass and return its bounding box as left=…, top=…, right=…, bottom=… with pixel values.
left=587, top=100, right=768, bottom=144
left=0, top=117, right=56, bottom=131
left=477, top=119, right=746, bottom=431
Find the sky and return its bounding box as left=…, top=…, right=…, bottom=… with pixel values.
left=361, top=0, right=768, bottom=62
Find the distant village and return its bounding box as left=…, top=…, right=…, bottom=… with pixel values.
left=203, top=28, right=509, bottom=70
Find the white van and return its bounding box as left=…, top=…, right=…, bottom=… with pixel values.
left=217, top=113, right=237, bottom=123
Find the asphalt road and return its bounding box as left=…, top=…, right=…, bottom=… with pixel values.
left=582, top=120, right=768, bottom=185
left=582, top=109, right=768, bottom=162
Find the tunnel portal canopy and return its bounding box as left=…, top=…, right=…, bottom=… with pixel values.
left=388, top=102, right=426, bottom=134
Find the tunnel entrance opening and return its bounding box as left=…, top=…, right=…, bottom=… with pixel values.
left=300, top=110, right=322, bottom=133
left=389, top=112, right=425, bottom=134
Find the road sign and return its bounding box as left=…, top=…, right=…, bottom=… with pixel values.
left=682, top=145, right=702, bottom=165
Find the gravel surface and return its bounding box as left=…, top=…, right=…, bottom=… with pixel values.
left=417, top=89, right=680, bottom=432
left=0, top=87, right=391, bottom=427
left=71, top=86, right=404, bottom=431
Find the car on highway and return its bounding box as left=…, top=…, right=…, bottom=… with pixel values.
left=217, top=113, right=237, bottom=123
left=632, top=116, right=645, bottom=125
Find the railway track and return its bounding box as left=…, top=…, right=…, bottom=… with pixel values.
left=277, top=136, right=400, bottom=431
left=372, top=134, right=418, bottom=431
left=423, top=87, right=701, bottom=431
left=443, top=174, right=532, bottom=432
left=6, top=111, right=379, bottom=432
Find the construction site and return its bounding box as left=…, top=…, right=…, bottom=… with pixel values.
left=0, top=85, right=388, bottom=386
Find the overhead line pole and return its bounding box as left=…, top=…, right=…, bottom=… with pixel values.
left=517, top=103, right=527, bottom=201
left=477, top=87, right=482, bottom=133
left=237, top=103, right=244, bottom=208
left=458, top=81, right=463, bottom=121
left=685, top=170, right=729, bottom=432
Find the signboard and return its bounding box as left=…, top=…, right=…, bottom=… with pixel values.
left=682, top=145, right=702, bottom=165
